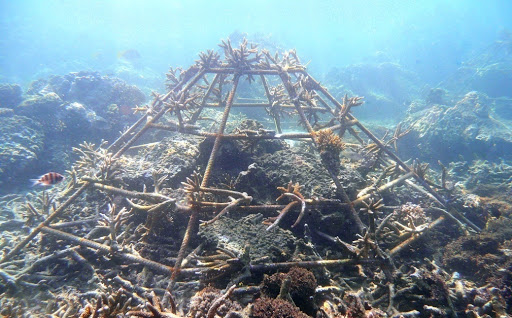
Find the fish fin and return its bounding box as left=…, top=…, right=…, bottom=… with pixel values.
left=30, top=179, right=41, bottom=186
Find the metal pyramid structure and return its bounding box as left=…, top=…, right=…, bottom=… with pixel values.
left=1, top=39, right=479, bottom=294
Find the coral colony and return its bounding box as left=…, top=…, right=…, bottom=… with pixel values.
left=0, top=39, right=509, bottom=317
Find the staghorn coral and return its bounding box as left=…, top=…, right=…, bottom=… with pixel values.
left=314, top=129, right=345, bottom=154
left=78, top=288, right=133, bottom=318
left=72, top=140, right=125, bottom=184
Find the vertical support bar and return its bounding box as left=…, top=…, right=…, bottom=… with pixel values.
left=201, top=74, right=241, bottom=187
left=169, top=74, right=241, bottom=288
left=304, top=73, right=448, bottom=207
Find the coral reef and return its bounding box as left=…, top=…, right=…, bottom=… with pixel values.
left=401, top=91, right=512, bottom=163
left=0, top=83, right=23, bottom=108
left=443, top=217, right=512, bottom=284
left=0, top=39, right=509, bottom=318
left=16, top=92, right=63, bottom=117
left=21, top=71, right=145, bottom=142
left=1, top=72, right=148, bottom=190
left=0, top=115, right=44, bottom=191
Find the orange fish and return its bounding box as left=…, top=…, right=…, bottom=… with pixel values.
left=31, top=172, right=65, bottom=186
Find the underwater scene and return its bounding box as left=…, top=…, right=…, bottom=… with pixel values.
left=1, top=0, right=512, bottom=317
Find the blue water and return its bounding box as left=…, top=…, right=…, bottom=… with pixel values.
left=1, top=0, right=511, bottom=87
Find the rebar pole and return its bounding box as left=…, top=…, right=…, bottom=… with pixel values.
left=108, top=113, right=148, bottom=152
left=40, top=226, right=175, bottom=275
left=201, top=74, right=241, bottom=187
left=278, top=70, right=365, bottom=233
left=249, top=258, right=384, bottom=272
left=89, top=182, right=173, bottom=203
left=304, top=73, right=447, bottom=206
left=260, top=75, right=282, bottom=134
left=352, top=171, right=415, bottom=205
left=190, top=73, right=220, bottom=123
left=170, top=74, right=241, bottom=287
left=389, top=216, right=445, bottom=256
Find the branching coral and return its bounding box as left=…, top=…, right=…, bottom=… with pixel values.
left=219, top=38, right=261, bottom=79
left=265, top=181, right=307, bottom=231
left=98, top=203, right=131, bottom=253
left=73, top=141, right=124, bottom=184
left=79, top=288, right=132, bottom=318
left=314, top=128, right=344, bottom=154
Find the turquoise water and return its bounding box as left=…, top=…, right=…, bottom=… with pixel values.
left=1, top=0, right=511, bottom=86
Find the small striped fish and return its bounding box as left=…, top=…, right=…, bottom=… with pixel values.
left=31, top=172, right=65, bottom=186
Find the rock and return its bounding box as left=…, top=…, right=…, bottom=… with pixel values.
left=400, top=91, right=512, bottom=163
left=197, top=119, right=288, bottom=173
left=0, top=83, right=22, bottom=108
left=16, top=92, right=62, bottom=117
left=493, top=97, right=512, bottom=120
left=60, top=102, right=109, bottom=131
left=234, top=147, right=365, bottom=239
left=0, top=115, right=44, bottom=191
left=24, top=71, right=146, bottom=132
left=246, top=147, right=365, bottom=201
left=472, top=64, right=512, bottom=98
left=440, top=36, right=512, bottom=98
left=122, top=134, right=202, bottom=191
left=198, top=213, right=296, bottom=263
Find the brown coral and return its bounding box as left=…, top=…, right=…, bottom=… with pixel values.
left=250, top=298, right=309, bottom=318
left=313, top=129, right=344, bottom=173
left=188, top=287, right=241, bottom=318
left=313, top=129, right=344, bottom=154
left=260, top=267, right=317, bottom=315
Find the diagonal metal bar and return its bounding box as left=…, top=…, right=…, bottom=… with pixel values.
left=0, top=183, right=90, bottom=264
left=190, top=73, right=220, bottom=123
left=113, top=69, right=206, bottom=159
left=277, top=70, right=365, bottom=233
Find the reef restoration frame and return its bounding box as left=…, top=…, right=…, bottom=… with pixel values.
left=0, top=39, right=479, bottom=316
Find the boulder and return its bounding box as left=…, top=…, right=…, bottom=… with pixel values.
left=16, top=92, right=62, bottom=117
left=0, top=115, right=44, bottom=190
left=0, top=83, right=22, bottom=108
left=400, top=92, right=512, bottom=163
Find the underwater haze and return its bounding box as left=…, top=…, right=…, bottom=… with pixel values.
left=1, top=0, right=512, bottom=86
